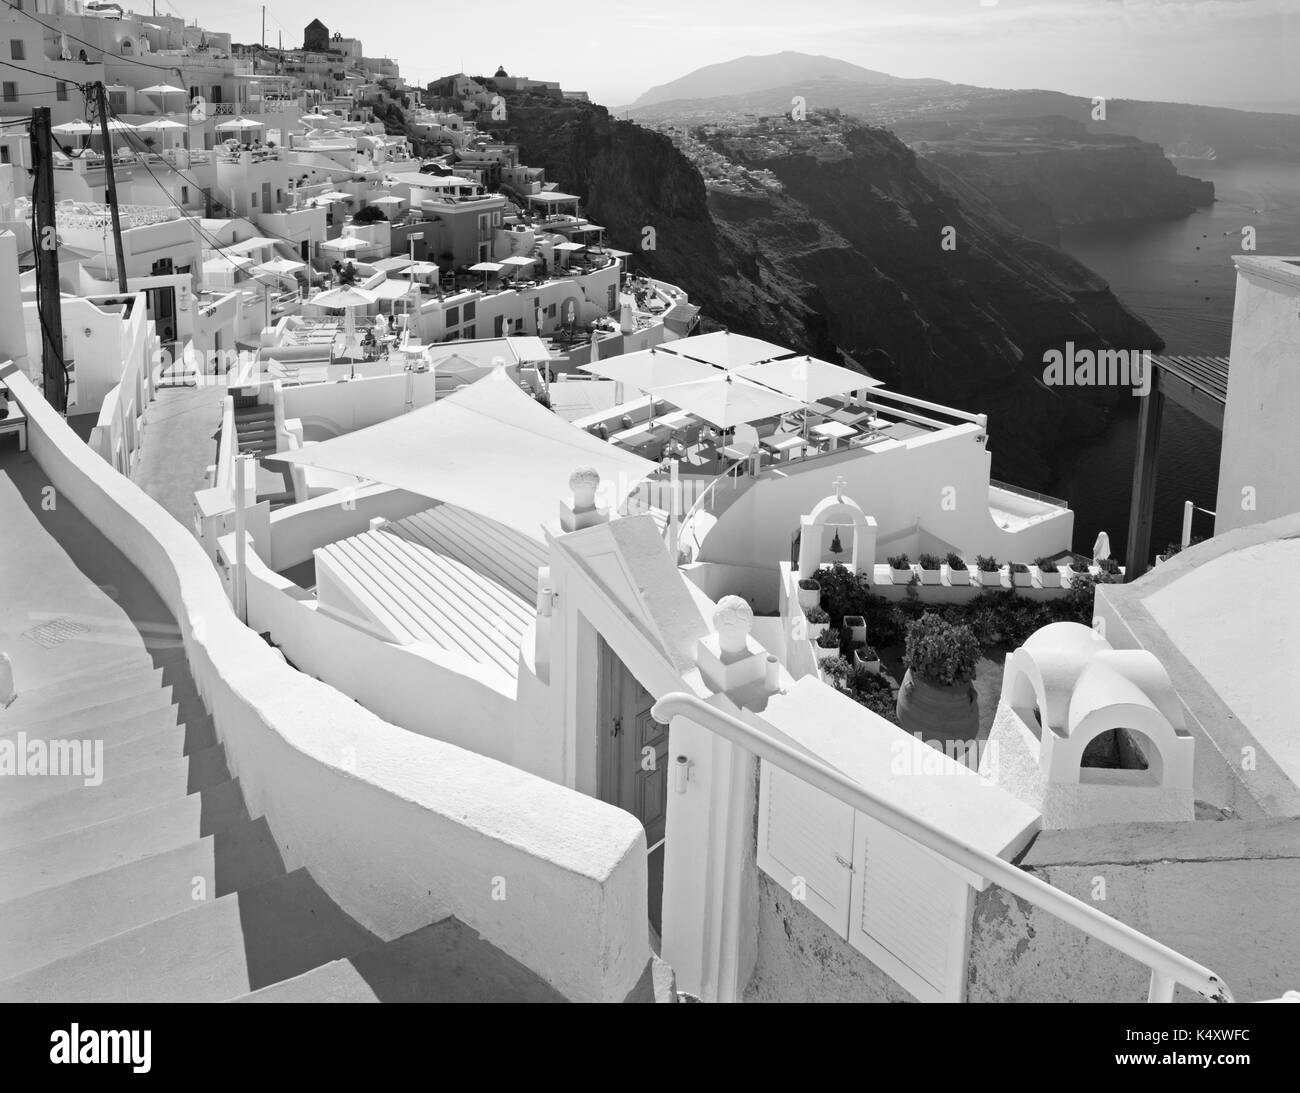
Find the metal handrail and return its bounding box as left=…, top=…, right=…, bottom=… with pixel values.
left=650, top=691, right=1234, bottom=1003
left=989, top=478, right=1070, bottom=510
left=673, top=453, right=750, bottom=560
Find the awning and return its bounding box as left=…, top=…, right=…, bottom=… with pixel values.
left=369, top=279, right=419, bottom=301
left=268, top=370, right=657, bottom=540
left=223, top=236, right=280, bottom=254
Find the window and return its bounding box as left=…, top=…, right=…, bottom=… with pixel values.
left=464, top=324, right=475, bottom=340
left=493, top=315, right=504, bottom=338
left=10, top=40, right=24, bottom=61
left=546, top=303, right=556, bottom=318
left=444, top=305, right=460, bottom=326
left=56, top=81, right=67, bottom=101
left=181, top=185, right=189, bottom=203
left=463, top=301, right=475, bottom=321
left=607, top=284, right=617, bottom=312
left=251, top=191, right=259, bottom=208
left=0, top=146, right=9, bottom=164
left=2, top=83, right=16, bottom=104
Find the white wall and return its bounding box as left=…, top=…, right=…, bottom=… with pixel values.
left=1215, top=258, right=1300, bottom=535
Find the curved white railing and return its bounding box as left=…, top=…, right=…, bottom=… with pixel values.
left=651, top=691, right=1235, bottom=1004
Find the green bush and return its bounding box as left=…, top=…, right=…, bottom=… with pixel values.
left=805, top=606, right=830, bottom=625
left=976, top=555, right=999, bottom=572
left=903, top=613, right=980, bottom=686
left=945, top=552, right=965, bottom=569
left=1035, top=556, right=1059, bottom=573
left=887, top=553, right=911, bottom=569
left=918, top=553, right=942, bottom=570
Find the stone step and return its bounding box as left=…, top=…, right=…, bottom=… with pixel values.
left=0, top=781, right=249, bottom=902
left=0, top=751, right=228, bottom=844
left=1, top=670, right=189, bottom=723
left=0, top=817, right=284, bottom=981
left=236, top=918, right=568, bottom=1003
left=2, top=703, right=206, bottom=750
left=2, top=656, right=164, bottom=704
left=0, top=868, right=377, bottom=1002
left=2, top=688, right=178, bottom=736
left=0, top=739, right=228, bottom=814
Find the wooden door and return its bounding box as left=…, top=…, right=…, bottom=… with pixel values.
left=599, top=638, right=667, bottom=847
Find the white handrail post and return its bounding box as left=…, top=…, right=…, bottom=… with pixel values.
left=1181, top=500, right=1194, bottom=549
left=1148, top=970, right=1176, bottom=1003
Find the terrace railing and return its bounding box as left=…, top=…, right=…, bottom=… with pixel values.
left=988, top=478, right=1070, bottom=510
left=652, top=692, right=1235, bottom=1004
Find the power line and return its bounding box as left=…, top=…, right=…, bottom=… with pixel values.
left=1, top=1, right=187, bottom=74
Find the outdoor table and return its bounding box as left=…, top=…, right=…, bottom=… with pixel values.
left=761, top=431, right=808, bottom=462
left=811, top=420, right=856, bottom=450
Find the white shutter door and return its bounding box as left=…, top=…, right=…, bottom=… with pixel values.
left=848, top=815, right=972, bottom=1002
left=756, top=761, right=855, bottom=935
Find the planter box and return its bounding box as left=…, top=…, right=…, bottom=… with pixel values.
left=814, top=643, right=841, bottom=663
left=1011, top=568, right=1032, bottom=588
left=979, top=568, right=1003, bottom=589
left=891, top=566, right=914, bottom=585
left=1037, top=567, right=1061, bottom=588
left=843, top=615, right=867, bottom=645
left=854, top=648, right=882, bottom=675
left=796, top=582, right=820, bottom=611
left=919, top=567, right=941, bottom=585
left=947, top=564, right=970, bottom=586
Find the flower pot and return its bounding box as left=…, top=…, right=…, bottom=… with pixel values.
left=1038, top=568, right=1061, bottom=588
left=947, top=564, right=970, bottom=586
left=814, top=643, right=840, bottom=663
left=920, top=567, right=941, bottom=586
left=844, top=615, right=867, bottom=645
left=895, top=669, right=978, bottom=745
left=854, top=648, right=881, bottom=675
left=796, top=581, right=820, bottom=611
left=1012, top=568, right=1032, bottom=588
left=979, top=568, right=1003, bottom=589
left=891, top=566, right=913, bottom=585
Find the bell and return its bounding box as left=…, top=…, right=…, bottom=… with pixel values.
left=830, top=530, right=843, bottom=555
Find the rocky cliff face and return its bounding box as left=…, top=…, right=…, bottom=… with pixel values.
left=483, top=97, right=1164, bottom=487
left=917, top=130, right=1214, bottom=244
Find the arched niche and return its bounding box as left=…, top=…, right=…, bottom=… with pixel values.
left=797, top=494, right=877, bottom=579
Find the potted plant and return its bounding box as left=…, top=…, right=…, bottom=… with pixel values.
left=887, top=553, right=913, bottom=584
left=1011, top=562, right=1032, bottom=588
left=843, top=614, right=867, bottom=646
left=896, top=614, right=980, bottom=743
left=945, top=551, right=970, bottom=586
left=977, top=555, right=1001, bottom=588
left=918, top=553, right=942, bottom=586
left=1035, top=555, right=1061, bottom=588
left=804, top=605, right=830, bottom=641
left=796, top=577, right=820, bottom=611
left=854, top=644, right=881, bottom=675
left=814, top=628, right=841, bottom=662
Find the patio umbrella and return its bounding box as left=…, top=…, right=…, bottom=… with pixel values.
left=658, top=330, right=793, bottom=371
left=500, top=255, right=535, bottom=279
left=254, top=257, right=306, bottom=277
left=653, top=372, right=802, bottom=430
left=139, top=83, right=186, bottom=96
left=52, top=119, right=94, bottom=136
left=215, top=117, right=264, bottom=134
left=137, top=117, right=187, bottom=131
left=737, top=355, right=882, bottom=405
left=314, top=285, right=375, bottom=362
left=582, top=346, right=722, bottom=392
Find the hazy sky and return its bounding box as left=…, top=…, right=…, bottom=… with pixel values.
left=207, top=0, right=1299, bottom=111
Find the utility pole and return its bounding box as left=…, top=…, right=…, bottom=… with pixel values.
left=28, top=108, right=67, bottom=413
left=91, top=82, right=128, bottom=293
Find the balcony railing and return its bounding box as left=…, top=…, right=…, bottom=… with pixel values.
left=652, top=692, right=1235, bottom=1004
left=989, top=478, right=1069, bottom=510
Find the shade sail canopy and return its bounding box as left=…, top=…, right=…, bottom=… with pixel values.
left=369, top=279, right=418, bottom=301
left=582, top=346, right=722, bottom=391
left=312, top=285, right=376, bottom=309
left=268, top=370, right=658, bottom=540
left=655, top=373, right=802, bottom=429
left=254, top=257, right=306, bottom=276
left=554, top=241, right=586, bottom=252
left=661, top=330, right=792, bottom=370
left=737, top=355, right=883, bottom=403
left=371, top=257, right=413, bottom=273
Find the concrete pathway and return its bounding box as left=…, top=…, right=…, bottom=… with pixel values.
left=131, top=385, right=225, bottom=531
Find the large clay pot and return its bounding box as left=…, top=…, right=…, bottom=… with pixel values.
left=895, top=669, right=979, bottom=746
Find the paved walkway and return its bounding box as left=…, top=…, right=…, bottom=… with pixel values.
left=131, top=385, right=226, bottom=531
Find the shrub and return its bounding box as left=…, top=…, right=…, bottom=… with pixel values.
left=887, top=554, right=911, bottom=570
left=820, top=655, right=852, bottom=686
left=976, top=555, right=999, bottom=572
left=1010, top=562, right=1030, bottom=574
left=797, top=578, right=820, bottom=591
left=816, top=629, right=841, bottom=649
left=859, top=644, right=879, bottom=662
left=1035, top=556, right=1059, bottom=573
left=805, top=606, right=830, bottom=625
left=353, top=204, right=387, bottom=224
left=1098, top=558, right=1121, bottom=575
left=903, top=613, right=980, bottom=686
left=945, top=552, right=965, bottom=569
left=918, top=553, right=941, bottom=570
